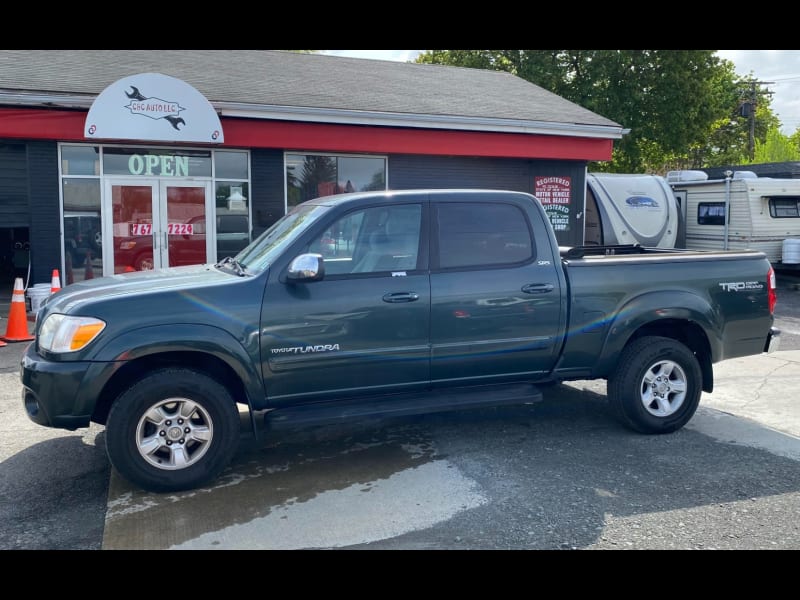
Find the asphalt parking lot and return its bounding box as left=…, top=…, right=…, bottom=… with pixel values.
left=1, top=276, right=798, bottom=550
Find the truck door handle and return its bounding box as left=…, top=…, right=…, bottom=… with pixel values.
left=382, top=292, right=420, bottom=303
left=522, top=283, right=554, bottom=294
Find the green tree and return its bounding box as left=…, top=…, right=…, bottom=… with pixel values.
left=789, top=127, right=800, bottom=152
left=362, top=169, right=386, bottom=191
left=416, top=51, right=779, bottom=173
left=750, top=126, right=800, bottom=163
left=299, top=156, right=336, bottom=200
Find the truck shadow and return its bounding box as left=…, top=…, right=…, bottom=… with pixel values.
left=102, top=383, right=800, bottom=549
left=371, top=384, right=800, bottom=549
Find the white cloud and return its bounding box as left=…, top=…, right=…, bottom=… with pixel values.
left=717, top=50, right=800, bottom=135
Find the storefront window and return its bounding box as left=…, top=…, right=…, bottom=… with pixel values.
left=286, top=153, right=387, bottom=209
left=61, top=145, right=99, bottom=176
left=62, top=178, right=101, bottom=283
left=214, top=181, right=251, bottom=258
left=215, top=151, right=248, bottom=180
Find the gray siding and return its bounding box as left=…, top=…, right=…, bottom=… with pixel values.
left=388, top=155, right=587, bottom=246
left=389, top=155, right=531, bottom=191
left=0, top=142, right=29, bottom=228
left=251, top=149, right=285, bottom=237
left=27, top=141, right=60, bottom=283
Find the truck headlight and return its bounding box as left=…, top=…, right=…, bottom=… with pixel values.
left=38, top=314, right=106, bottom=353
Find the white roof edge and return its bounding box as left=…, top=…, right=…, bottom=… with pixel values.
left=215, top=102, right=626, bottom=139
left=0, top=91, right=626, bottom=140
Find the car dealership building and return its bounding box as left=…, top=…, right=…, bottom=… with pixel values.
left=0, top=50, right=624, bottom=289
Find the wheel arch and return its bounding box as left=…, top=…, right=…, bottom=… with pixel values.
left=91, top=350, right=249, bottom=425
left=621, top=320, right=713, bottom=393
left=595, top=291, right=718, bottom=393
left=88, top=323, right=265, bottom=424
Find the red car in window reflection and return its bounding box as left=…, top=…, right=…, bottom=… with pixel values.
left=115, top=214, right=250, bottom=273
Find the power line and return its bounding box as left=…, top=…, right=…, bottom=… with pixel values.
left=764, top=76, right=800, bottom=83
left=737, top=80, right=775, bottom=160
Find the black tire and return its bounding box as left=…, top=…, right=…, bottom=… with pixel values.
left=607, top=336, right=702, bottom=434
left=91, top=229, right=103, bottom=251
left=105, top=368, right=241, bottom=492
left=135, top=254, right=154, bottom=271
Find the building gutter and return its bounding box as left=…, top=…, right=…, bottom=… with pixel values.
left=0, top=91, right=628, bottom=140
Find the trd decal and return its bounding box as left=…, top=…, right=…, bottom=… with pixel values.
left=719, top=281, right=764, bottom=292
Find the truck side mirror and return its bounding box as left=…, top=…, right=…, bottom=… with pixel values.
left=286, top=253, right=325, bottom=282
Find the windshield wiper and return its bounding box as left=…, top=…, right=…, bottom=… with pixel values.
left=215, top=255, right=247, bottom=277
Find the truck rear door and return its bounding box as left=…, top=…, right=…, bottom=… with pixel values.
left=429, top=193, right=564, bottom=385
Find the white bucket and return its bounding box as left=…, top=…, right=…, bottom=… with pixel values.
left=26, top=283, right=51, bottom=313
left=782, top=238, right=800, bottom=264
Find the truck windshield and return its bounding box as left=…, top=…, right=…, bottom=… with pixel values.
left=235, top=204, right=329, bottom=274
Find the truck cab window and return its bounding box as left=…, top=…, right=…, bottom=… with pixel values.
left=309, top=204, right=422, bottom=276
left=436, top=202, right=533, bottom=269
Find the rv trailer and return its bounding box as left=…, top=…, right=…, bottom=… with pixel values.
left=584, top=172, right=679, bottom=248
left=668, top=170, right=800, bottom=268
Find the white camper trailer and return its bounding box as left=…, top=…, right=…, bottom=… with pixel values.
left=668, top=170, right=800, bottom=266
left=584, top=173, right=679, bottom=248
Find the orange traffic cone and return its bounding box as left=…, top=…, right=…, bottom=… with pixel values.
left=2, top=278, right=34, bottom=342
left=51, top=269, right=61, bottom=294
left=84, top=250, right=94, bottom=280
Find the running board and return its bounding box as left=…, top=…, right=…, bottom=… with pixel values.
left=264, top=382, right=543, bottom=430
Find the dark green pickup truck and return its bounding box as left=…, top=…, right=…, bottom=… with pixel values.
left=20, top=189, right=780, bottom=492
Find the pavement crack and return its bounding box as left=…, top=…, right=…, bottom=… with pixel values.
left=743, top=360, right=789, bottom=408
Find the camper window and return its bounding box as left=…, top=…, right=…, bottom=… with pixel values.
left=768, top=198, right=800, bottom=218
left=698, top=202, right=727, bottom=225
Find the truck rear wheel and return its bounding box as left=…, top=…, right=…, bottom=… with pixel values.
left=608, top=336, right=702, bottom=434
left=105, top=368, right=241, bottom=492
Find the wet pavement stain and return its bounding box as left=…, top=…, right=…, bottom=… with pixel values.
left=170, top=458, right=486, bottom=549
left=103, top=422, right=444, bottom=549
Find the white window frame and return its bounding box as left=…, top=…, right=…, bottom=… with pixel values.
left=283, top=150, right=389, bottom=213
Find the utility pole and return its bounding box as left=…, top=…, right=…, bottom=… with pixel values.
left=740, top=80, right=775, bottom=161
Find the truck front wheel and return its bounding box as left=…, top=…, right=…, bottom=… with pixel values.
left=608, top=336, right=702, bottom=434
left=105, top=368, right=241, bottom=492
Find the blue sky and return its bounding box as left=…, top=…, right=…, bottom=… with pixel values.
left=321, top=50, right=800, bottom=136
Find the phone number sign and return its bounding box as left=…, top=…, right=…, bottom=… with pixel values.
left=130, top=223, right=152, bottom=236
left=130, top=223, right=194, bottom=235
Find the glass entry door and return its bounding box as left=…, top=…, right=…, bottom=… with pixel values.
left=104, top=179, right=213, bottom=275
left=159, top=180, right=213, bottom=270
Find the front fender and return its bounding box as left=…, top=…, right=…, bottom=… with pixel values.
left=595, top=290, right=721, bottom=376
left=91, top=323, right=264, bottom=409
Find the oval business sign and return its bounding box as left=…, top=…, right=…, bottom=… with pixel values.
left=84, top=72, right=224, bottom=144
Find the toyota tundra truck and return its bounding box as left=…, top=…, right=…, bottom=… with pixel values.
left=20, top=189, right=780, bottom=492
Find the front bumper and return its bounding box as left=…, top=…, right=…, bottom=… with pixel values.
left=765, top=327, right=781, bottom=354
left=20, top=343, right=94, bottom=430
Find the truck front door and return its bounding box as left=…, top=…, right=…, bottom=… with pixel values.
left=260, top=198, right=431, bottom=404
